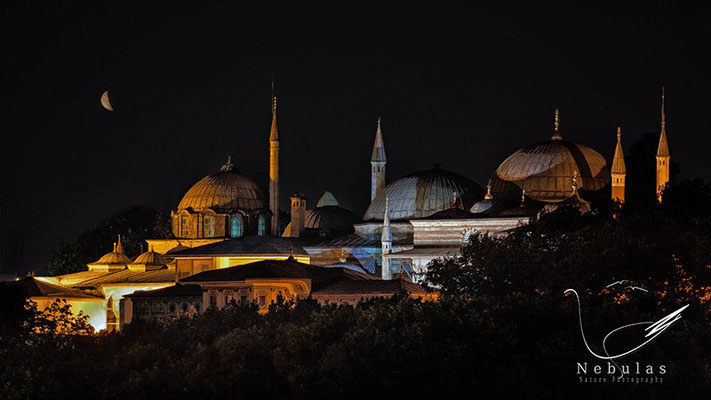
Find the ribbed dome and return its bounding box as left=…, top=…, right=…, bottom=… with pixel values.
left=94, top=251, right=131, bottom=265
left=490, top=139, right=609, bottom=204
left=304, top=206, right=361, bottom=232
left=130, top=250, right=168, bottom=268
left=177, top=169, right=265, bottom=213
left=364, top=166, right=485, bottom=221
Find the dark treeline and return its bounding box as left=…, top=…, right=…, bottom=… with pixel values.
left=1, top=180, right=710, bottom=399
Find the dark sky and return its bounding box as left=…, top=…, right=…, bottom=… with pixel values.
left=2, top=2, right=710, bottom=274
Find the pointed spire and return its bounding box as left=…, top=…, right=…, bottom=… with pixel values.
left=657, top=87, right=669, bottom=157
left=551, top=109, right=563, bottom=140
left=371, top=117, right=386, bottom=162
left=269, top=80, right=279, bottom=142
left=220, top=155, right=235, bottom=171
left=484, top=180, right=493, bottom=200
left=116, top=235, right=124, bottom=254
left=381, top=197, right=392, bottom=244
left=611, top=127, right=626, bottom=174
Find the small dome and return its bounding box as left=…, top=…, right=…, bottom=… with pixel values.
left=364, top=166, right=484, bottom=221
left=94, top=251, right=131, bottom=265
left=129, top=249, right=168, bottom=270
left=177, top=158, right=265, bottom=213
left=490, top=139, right=609, bottom=204
left=283, top=192, right=361, bottom=236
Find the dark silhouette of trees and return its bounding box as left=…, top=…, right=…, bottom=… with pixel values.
left=47, top=206, right=172, bottom=275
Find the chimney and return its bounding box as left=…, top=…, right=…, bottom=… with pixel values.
left=288, top=193, right=307, bottom=238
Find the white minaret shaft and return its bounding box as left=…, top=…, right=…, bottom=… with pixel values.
left=371, top=117, right=387, bottom=201
left=381, top=197, right=393, bottom=279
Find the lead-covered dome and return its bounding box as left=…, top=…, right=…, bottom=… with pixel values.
left=364, top=166, right=484, bottom=221
left=283, top=192, right=361, bottom=237
left=490, top=132, right=610, bottom=204
left=177, top=157, right=265, bottom=213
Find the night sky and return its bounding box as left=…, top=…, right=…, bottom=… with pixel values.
left=2, top=2, right=710, bottom=274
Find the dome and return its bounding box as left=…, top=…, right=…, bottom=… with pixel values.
left=177, top=157, right=265, bottom=214
left=282, top=192, right=361, bottom=236
left=490, top=139, right=609, bottom=204
left=364, top=166, right=485, bottom=221
left=129, top=249, right=169, bottom=271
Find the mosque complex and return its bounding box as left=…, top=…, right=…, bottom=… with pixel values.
left=16, top=88, right=672, bottom=332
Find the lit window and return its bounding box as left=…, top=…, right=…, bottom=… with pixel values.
left=204, top=215, right=215, bottom=238
left=230, top=214, right=243, bottom=238
left=257, top=214, right=267, bottom=236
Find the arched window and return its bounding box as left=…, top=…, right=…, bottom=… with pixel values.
left=181, top=216, right=191, bottom=237
left=230, top=214, right=243, bottom=238
left=203, top=215, right=215, bottom=238
left=257, top=214, right=267, bottom=236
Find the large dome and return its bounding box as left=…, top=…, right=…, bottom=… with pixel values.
left=364, top=166, right=484, bottom=221
left=490, top=139, right=610, bottom=204
left=177, top=159, right=265, bottom=213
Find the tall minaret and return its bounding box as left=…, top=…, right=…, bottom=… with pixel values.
left=611, top=127, right=626, bottom=203
left=269, top=82, right=280, bottom=235
left=371, top=117, right=387, bottom=201
left=381, top=197, right=393, bottom=279
left=656, top=87, right=670, bottom=202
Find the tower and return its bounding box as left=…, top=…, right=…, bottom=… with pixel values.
left=611, top=127, right=626, bottom=203
left=269, top=83, right=280, bottom=235
left=371, top=117, right=387, bottom=201
left=381, top=197, right=393, bottom=279
left=656, top=87, right=670, bottom=202
left=286, top=194, right=306, bottom=238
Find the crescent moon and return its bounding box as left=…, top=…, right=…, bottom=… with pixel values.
left=100, top=90, right=114, bottom=111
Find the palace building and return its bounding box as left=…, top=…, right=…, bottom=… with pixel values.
left=19, top=87, right=672, bottom=332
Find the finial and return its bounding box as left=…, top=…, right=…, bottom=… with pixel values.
left=617, top=127, right=621, bottom=141
left=484, top=180, right=493, bottom=200
left=271, top=78, right=277, bottom=114
left=116, top=234, right=124, bottom=254
left=113, top=242, right=117, bottom=252
left=220, top=155, right=234, bottom=171
left=661, top=86, right=666, bottom=129
left=572, top=170, right=579, bottom=194
left=551, top=109, right=563, bottom=140
left=377, top=117, right=381, bottom=128
left=521, top=189, right=526, bottom=206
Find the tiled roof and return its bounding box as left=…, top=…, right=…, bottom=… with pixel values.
left=171, top=236, right=308, bottom=256
left=181, top=259, right=374, bottom=284
left=71, top=268, right=176, bottom=287
left=126, top=283, right=203, bottom=298
left=14, top=277, right=104, bottom=300
left=312, top=279, right=429, bottom=295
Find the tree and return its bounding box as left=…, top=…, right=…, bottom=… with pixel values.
left=47, top=206, right=172, bottom=275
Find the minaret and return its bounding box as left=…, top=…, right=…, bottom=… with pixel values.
left=551, top=109, right=563, bottom=140
left=269, top=82, right=280, bottom=235
left=381, top=197, right=393, bottom=279
left=611, top=127, right=626, bottom=203
left=371, top=117, right=387, bottom=201
left=656, top=87, right=670, bottom=202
